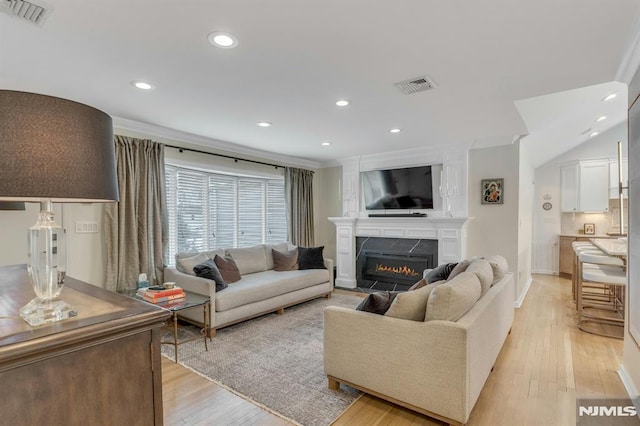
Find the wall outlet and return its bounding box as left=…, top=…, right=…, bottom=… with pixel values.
left=75, top=221, right=98, bottom=233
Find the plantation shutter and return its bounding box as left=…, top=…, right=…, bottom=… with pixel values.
left=165, top=164, right=287, bottom=266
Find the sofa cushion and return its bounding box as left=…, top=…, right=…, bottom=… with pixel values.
left=425, top=262, right=457, bottom=283
left=298, top=246, right=326, bottom=270
left=355, top=291, right=399, bottom=315
left=215, top=269, right=330, bottom=312
left=266, top=242, right=290, bottom=269
left=226, top=245, right=268, bottom=275
left=408, top=278, right=427, bottom=291
left=193, top=259, right=228, bottom=292
left=466, top=259, right=493, bottom=296
left=385, top=282, right=442, bottom=321
left=447, top=259, right=470, bottom=281
left=214, top=254, right=241, bottom=283
left=176, top=253, right=209, bottom=276
left=485, top=255, right=509, bottom=284
left=272, top=248, right=298, bottom=271
left=425, top=272, right=481, bottom=321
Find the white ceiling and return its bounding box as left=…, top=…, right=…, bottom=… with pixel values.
left=1, top=0, right=639, bottom=166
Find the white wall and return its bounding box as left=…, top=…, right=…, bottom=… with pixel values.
left=314, top=166, right=342, bottom=262
left=467, top=144, right=521, bottom=300
left=531, top=122, right=628, bottom=274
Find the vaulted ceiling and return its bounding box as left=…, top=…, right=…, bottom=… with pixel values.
left=1, top=0, right=639, bottom=166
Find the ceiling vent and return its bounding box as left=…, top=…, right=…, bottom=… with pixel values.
left=394, top=75, right=437, bottom=95
left=0, top=0, right=53, bottom=26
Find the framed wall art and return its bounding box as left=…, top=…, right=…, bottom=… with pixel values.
left=481, top=178, right=503, bottom=205
left=583, top=223, right=595, bottom=235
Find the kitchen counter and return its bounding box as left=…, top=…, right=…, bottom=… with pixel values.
left=559, top=234, right=615, bottom=238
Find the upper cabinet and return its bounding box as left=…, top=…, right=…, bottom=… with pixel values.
left=560, top=160, right=609, bottom=212
left=609, top=158, right=628, bottom=199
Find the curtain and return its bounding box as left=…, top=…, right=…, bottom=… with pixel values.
left=104, top=136, right=167, bottom=291
left=284, top=167, right=315, bottom=246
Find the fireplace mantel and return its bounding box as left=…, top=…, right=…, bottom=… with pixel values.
left=329, top=216, right=471, bottom=288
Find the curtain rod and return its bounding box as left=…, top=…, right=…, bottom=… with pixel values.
left=164, top=144, right=282, bottom=169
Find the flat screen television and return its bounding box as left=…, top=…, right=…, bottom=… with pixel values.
left=361, top=165, right=434, bottom=210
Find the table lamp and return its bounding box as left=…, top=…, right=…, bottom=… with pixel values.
left=0, top=90, right=119, bottom=326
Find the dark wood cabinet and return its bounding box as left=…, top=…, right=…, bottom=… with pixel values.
left=0, top=265, right=170, bottom=425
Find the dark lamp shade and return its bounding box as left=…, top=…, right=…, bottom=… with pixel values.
left=0, top=90, right=119, bottom=202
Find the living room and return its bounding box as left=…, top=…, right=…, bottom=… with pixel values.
left=1, top=1, right=640, bottom=425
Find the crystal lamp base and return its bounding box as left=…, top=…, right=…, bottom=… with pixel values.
left=19, top=297, right=77, bottom=327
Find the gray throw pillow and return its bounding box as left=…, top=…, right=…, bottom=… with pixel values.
left=425, top=262, right=457, bottom=283
left=272, top=248, right=298, bottom=271
left=193, top=259, right=228, bottom=292
left=214, top=254, right=241, bottom=283
left=355, top=291, right=400, bottom=315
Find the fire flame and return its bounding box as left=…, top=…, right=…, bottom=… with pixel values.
left=374, top=263, right=420, bottom=277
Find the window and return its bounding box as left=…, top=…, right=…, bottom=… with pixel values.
left=165, top=164, right=287, bottom=266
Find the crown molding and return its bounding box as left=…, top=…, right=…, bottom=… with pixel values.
left=112, top=117, right=324, bottom=170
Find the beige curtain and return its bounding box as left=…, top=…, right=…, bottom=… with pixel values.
left=284, top=167, right=315, bottom=246
left=104, top=136, right=167, bottom=291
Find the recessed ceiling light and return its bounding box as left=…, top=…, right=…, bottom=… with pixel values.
left=321, top=141, right=332, bottom=146
left=131, top=80, right=154, bottom=90
left=590, top=131, right=600, bottom=137
left=335, top=100, right=349, bottom=107
left=390, top=128, right=401, bottom=133
left=257, top=121, right=272, bottom=127
left=208, top=32, right=238, bottom=49
left=596, top=115, right=607, bottom=122
left=603, top=93, right=617, bottom=102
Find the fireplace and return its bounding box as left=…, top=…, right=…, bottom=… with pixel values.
left=363, top=252, right=433, bottom=285
left=355, top=237, right=438, bottom=291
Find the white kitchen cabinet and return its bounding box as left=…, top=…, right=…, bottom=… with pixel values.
left=560, top=160, right=609, bottom=212
left=609, top=158, right=628, bottom=199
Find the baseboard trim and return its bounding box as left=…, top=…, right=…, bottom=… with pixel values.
left=618, top=365, right=640, bottom=408
left=531, top=269, right=558, bottom=276
left=514, top=276, right=533, bottom=308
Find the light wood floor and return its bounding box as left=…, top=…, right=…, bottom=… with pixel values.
left=162, top=274, right=626, bottom=425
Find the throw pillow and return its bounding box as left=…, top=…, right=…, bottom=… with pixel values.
left=297, top=246, right=326, bottom=270
left=193, top=259, right=228, bottom=292
left=447, top=259, right=470, bottom=281
left=214, top=254, right=241, bottom=283
left=465, top=258, right=493, bottom=296
left=176, top=253, right=209, bottom=276
left=385, top=282, right=441, bottom=321
left=425, top=262, right=457, bottom=283
left=355, top=291, right=400, bottom=315
left=485, top=255, right=509, bottom=284
left=408, top=278, right=428, bottom=291
left=272, top=248, right=298, bottom=271
left=425, top=272, right=481, bottom=321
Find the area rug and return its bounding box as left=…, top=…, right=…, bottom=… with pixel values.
left=161, top=293, right=364, bottom=426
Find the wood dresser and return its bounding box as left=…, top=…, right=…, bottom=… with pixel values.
left=0, top=264, right=171, bottom=425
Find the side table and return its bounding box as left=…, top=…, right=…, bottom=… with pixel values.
left=120, top=289, right=211, bottom=362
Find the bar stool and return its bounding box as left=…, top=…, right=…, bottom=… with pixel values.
left=571, top=244, right=603, bottom=301
left=576, top=252, right=626, bottom=339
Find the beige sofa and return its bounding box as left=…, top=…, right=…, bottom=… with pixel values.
left=323, top=260, right=513, bottom=426
left=164, top=243, right=333, bottom=336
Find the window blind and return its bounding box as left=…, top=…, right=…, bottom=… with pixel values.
left=165, top=164, right=287, bottom=266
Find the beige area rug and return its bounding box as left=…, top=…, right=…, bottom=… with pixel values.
left=161, top=293, right=363, bottom=426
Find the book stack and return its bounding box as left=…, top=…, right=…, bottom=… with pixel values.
left=141, top=286, right=186, bottom=304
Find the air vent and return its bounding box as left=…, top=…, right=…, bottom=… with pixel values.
left=0, top=0, right=53, bottom=26
left=394, top=75, right=437, bottom=95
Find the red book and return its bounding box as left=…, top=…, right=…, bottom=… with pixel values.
left=144, top=287, right=183, bottom=298
left=143, top=292, right=186, bottom=304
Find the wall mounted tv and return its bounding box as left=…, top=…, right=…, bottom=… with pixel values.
left=362, top=165, right=434, bottom=210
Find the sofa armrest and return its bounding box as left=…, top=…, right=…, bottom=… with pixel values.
left=164, top=268, right=216, bottom=299
left=323, top=307, right=468, bottom=423
left=323, top=258, right=334, bottom=287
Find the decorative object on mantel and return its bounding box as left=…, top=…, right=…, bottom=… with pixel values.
left=583, top=223, right=595, bottom=235
left=439, top=166, right=458, bottom=216
left=481, top=178, right=504, bottom=205
left=0, top=90, right=118, bottom=326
